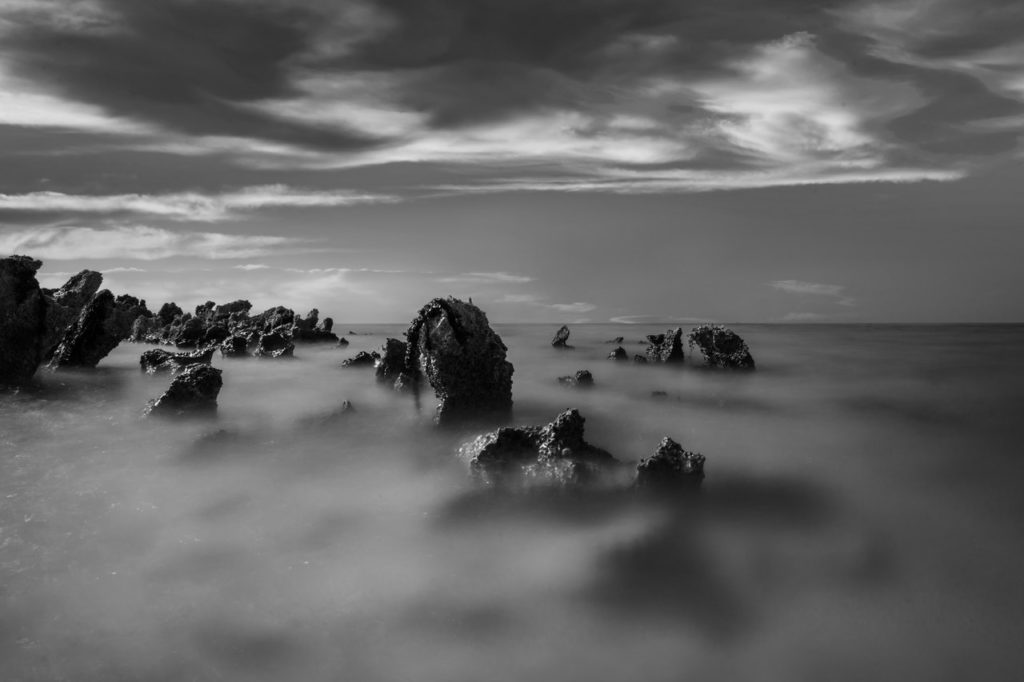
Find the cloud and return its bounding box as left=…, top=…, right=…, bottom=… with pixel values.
left=0, top=225, right=300, bottom=260
left=0, top=185, right=397, bottom=221
left=233, top=263, right=272, bottom=271
left=770, top=279, right=857, bottom=307
left=437, top=271, right=533, bottom=284
left=609, top=315, right=715, bottom=325
left=548, top=302, right=597, bottom=313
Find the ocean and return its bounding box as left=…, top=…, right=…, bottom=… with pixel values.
left=2, top=324, right=1023, bottom=681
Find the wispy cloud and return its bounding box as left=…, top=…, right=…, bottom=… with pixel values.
left=770, top=279, right=857, bottom=307
left=609, top=315, right=716, bottom=325
left=437, top=271, right=533, bottom=284
left=0, top=225, right=301, bottom=260
left=549, top=302, right=597, bottom=313
left=0, top=185, right=398, bottom=222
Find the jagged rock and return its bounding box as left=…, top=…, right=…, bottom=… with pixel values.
left=129, top=314, right=160, bottom=343
left=375, top=338, right=407, bottom=382
left=156, top=302, right=184, bottom=326
left=253, top=332, right=294, bottom=359
left=140, top=347, right=214, bottom=374
left=254, top=306, right=294, bottom=332
left=633, top=354, right=648, bottom=364
left=144, top=364, right=222, bottom=417
left=42, top=269, right=103, bottom=354
left=319, top=317, right=334, bottom=333
left=294, top=308, right=319, bottom=332
left=292, top=308, right=338, bottom=343
left=212, top=300, right=251, bottom=319
left=608, top=346, right=628, bottom=361
left=201, top=324, right=230, bottom=346
left=342, top=350, right=379, bottom=368
left=558, top=369, right=594, bottom=387
left=551, top=325, right=571, bottom=348
left=645, top=328, right=685, bottom=364
left=403, top=297, right=514, bottom=425
left=0, top=256, right=48, bottom=385
left=458, top=409, right=616, bottom=486
left=219, top=335, right=249, bottom=358
left=606, top=336, right=624, bottom=344
left=50, top=289, right=138, bottom=368
left=337, top=337, right=350, bottom=347
left=636, top=437, right=705, bottom=487
left=167, top=316, right=206, bottom=348
left=687, top=324, right=755, bottom=369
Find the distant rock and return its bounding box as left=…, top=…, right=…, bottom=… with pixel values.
left=145, top=364, right=223, bottom=417
left=608, top=346, right=628, bottom=361
left=606, top=336, right=624, bottom=344
left=253, top=332, right=294, bottom=359
left=644, top=328, right=685, bottom=364
left=403, top=297, right=514, bottom=425
left=687, top=324, right=755, bottom=369
left=558, top=369, right=594, bottom=388
left=458, top=409, right=617, bottom=486
left=337, top=337, right=350, bottom=347
left=551, top=325, right=571, bottom=348
left=292, top=308, right=338, bottom=343
left=375, top=338, right=407, bottom=382
left=0, top=256, right=48, bottom=385
left=635, top=437, right=705, bottom=488
left=342, top=350, right=379, bottom=368
left=633, top=354, right=648, bottom=364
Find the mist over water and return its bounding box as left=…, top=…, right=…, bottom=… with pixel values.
left=2, top=324, right=1023, bottom=681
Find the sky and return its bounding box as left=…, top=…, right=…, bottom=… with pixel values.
left=0, top=0, right=1022, bottom=323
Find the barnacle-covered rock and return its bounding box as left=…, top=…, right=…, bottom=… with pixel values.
left=687, top=324, right=755, bottom=369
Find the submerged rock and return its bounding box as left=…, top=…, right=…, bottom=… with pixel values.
left=403, top=297, right=514, bottom=425
left=458, top=409, right=617, bottom=486
left=687, top=325, right=755, bottom=369
left=551, top=325, right=571, bottom=348
left=375, top=338, right=407, bottom=382
left=558, top=369, right=594, bottom=388
left=0, top=256, right=48, bottom=385
left=645, top=328, right=685, bottom=364
left=342, top=350, right=379, bottom=368
left=635, top=437, right=705, bottom=488
left=253, top=332, right=294, bottom=359
left=608, top=346, right=628, bottom=361
left=145, top=364, right=223, bottom=417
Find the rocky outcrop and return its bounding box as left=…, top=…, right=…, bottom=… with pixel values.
left=645, top=328, right=685, bottom=364
left=253, top=332, right=294, bottom=359
left=558, top=369, right=594, bottom=388
left=687, top=325, right=755, bottom=369
left=635, top=437, right=705, bottom=488
left=292, top=308, right=339, bottom=343
left=156, top=302, right=184, bottom=326
left=144, top=364, right=222, bottom=417
left=606, top=336, right=624, bottom=344
left=219, top=335, right=249, bottom=358
left=551, top=325, right=571, bottom=348
left=140, top=347, right=214, bottom=374
left=342, top=350, right=379, bottom=368
left=337, top=337, right=350, bottom=347
left=0, top=256, right=49, bottom=385
left=608, top=346, right=628, bottom=361
left=42, top=269, right=103, bottom=353
left=375, top=338, right=407, bottom=382
left=49, top=290, right=142, bottom=368
left=458, top=409, right=617, bottom=486
left=403, top=297, right=514, bottom=425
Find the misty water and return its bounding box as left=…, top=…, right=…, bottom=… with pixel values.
left=2, top=324, right=1023, bottom=681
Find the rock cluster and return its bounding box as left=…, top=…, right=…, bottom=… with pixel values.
left=342, top=351, right=379, bottom=368
left=558, top=369, right=594, bottom=388
left=50, top=290, right=151, bottom=369
left=140, top=347, right=214, bottom=374
left=375, top=338, right=407, bottom=382
left=644, top=328, right=686, bottom=364
left=687, top=325, right=756, bottom=369
left=144, top=364, right=223, bottom=417
left=636, top=437, right=705, bottom=487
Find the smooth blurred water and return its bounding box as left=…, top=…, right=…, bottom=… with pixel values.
left=2, top=324, right=1023, bottom=681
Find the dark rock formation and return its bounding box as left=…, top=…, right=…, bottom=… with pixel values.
left=140, top=347, right=214, bottom=374
left=458, top=409, right=617, bottom=486
left=608, top=346, right=628, bottom=361
left=558, top=369, right=594, bottom=388
left=0, top=256, right=48, bottom=385
left=320, top=317, right=334, bottom=333
left=636, top=437, right=705, bottom=488
left=43, top=269, right=103, bottom=354
left=49, top=289, right=140, bottom=368
left=145, top=364, right=223, bottom=417
left=341, top=350, right=379, bottom=368
left=633, top=354, right=648, bottom=364
left=200, top=324, right=230, bottom=346
left=219, top=335, right=249, bottom=358
left=292, top=308, right=339, bottom=343
left=253, top=332, right=294, bottom=359
left=156, top=302, right=184, bottom=326
left=375, top=338, right=407, bottom=382
left=645, top=328, right=685, bottom=364
left=403, top=297, right=514, bottom=425
left=606, top=336, right=624, bottom=344
left=687, top=325, right=755, bottom=369
left=337, top=337, right=350, bottom=347
left=551, top=325, right=571, bottom=348
left=167, top=316, right=206, bottom=348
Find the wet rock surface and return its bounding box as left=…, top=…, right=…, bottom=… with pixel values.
left=636, top=437, right=705, bottom=488
left=551, top=325, right=571, bottom=348
left=253, top=332, right=294, bottom=359
left=145, top=364, right=223, bottom=417
left=140, top=347, right=214, bottom=374
left=645, top=328, right=686, bottom=364
left=0, top=256, right=48, bottom=385
left=558, top=369, right=594, bottom=388
left=458, top=409, right=617, bottom=486
left=687, top=325, right=755, bottom=369
left=50, top=290, right=144, bottom=369
left=43, top=269, right=103, bottom=353
left=375, top=338, right=408, bottom=382
left=402, top=297, right=514, bottom=425
left=342, top=351, right=379, bottom=368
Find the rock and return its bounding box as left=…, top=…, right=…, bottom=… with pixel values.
left=156, top=302, right=184, bottom=326
left=403, top=297, right=514, bottom=425
left=551, top=325, right=571, bottom=348
left=319, top=317, right=334, bottom=333
left=557, top=369, right=594, bottom=388
left=200, top=324, right=230, bottom=346
left=606, top=336, right=624, bottom=344
left=212, top=300, right=251, bottom=319
left=253, top=332, right=294, bottom=359
left=375, top=338, right=407, bottom=382
left=254, top=306, right=294, bottom=332
left=144, top=364, right=223, bottom=417
left=607, top=346, right=628, bottom=361
left=140, top=347, right=214, bottom=374
left=342, top=350, right=379, bottom=368
left=42, top=269, right=103, bottom=354
left=636, top=437, right=705, bottom=488
left=633, top=354, right=648, bottom=364
left=49, top=289, right=138, bottom=368
left=651, top=390, right=669, bottom=399
left=219, top=335, right=249, bottom=358
left=458, top=409, right=616, bottom=486
left=167, top=316, right=206, bottom=348
left=337, top=337, right=350, bottom=347
left=129, top=314, right=160, bottom=343
left=687, top=324, right=755, bottom=369
left=0, top=256, right=48, bottom=385
left=645, top=328, right=685, bottom=364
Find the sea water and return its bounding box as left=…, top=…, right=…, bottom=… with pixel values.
left=2, top=324, right=1023, bottom=681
